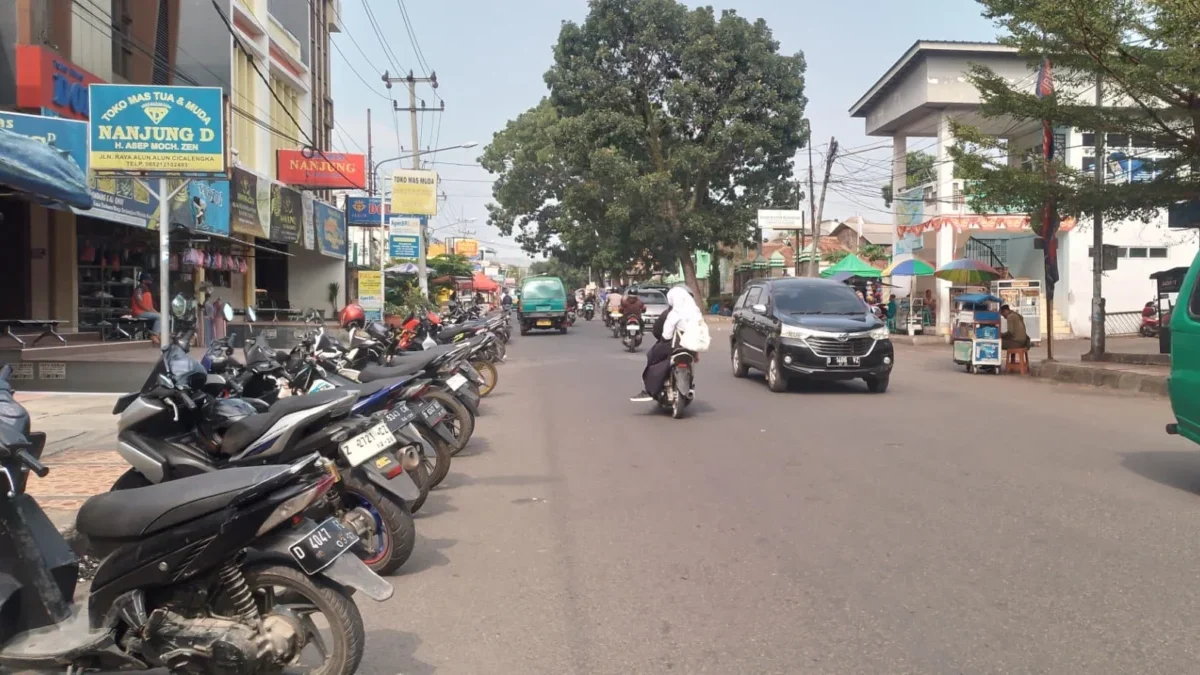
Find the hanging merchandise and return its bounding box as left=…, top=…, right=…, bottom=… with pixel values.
left=80, top=241, right=95, bottom=263
left=170, top=253, right=179, bottom=272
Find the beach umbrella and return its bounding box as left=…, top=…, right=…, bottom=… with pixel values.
left=882, top=258, right=935, bottom=277
left=934, top=258, right=1002, bottom=284
left=820, top=253, right=882, bottom=279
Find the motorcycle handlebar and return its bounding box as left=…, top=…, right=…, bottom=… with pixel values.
left=16, top=449, right=48, bottom=477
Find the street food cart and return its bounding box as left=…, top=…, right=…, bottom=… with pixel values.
left=951, top=293, right=1004, bottom=374
left=992, top=279, right=1043, bottom=345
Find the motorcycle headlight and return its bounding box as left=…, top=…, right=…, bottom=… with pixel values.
left=780, top=324, right=814, bottom=341
left=869, top=326, right=890, bottom=340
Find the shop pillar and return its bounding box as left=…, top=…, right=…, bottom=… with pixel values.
left=935, top=114, right=956, bottom=333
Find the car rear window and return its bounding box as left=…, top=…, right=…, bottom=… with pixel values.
left=522, top=279, right=565, bottom=300
left=637, top=291, right=667, bottom=304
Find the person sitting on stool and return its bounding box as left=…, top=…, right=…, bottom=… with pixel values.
left=1000, top=304, right=1030, bottom=350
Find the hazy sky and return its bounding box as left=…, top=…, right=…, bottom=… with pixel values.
left=330, top=0, right=1000, bottom=264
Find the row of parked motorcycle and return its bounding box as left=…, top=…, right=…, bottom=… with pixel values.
left=0, top=297, right=513, bottom=673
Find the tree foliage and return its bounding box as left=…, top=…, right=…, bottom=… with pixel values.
left=481, top=0, right=809, bottom=296
left=528, top=257, right=591, bottom=291
left=880, top=152, right=936, bottom=208
left=951, top=0, right=1200, bottom=230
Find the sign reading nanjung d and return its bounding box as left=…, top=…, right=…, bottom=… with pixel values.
left=88, top=84, right=225, bottom=175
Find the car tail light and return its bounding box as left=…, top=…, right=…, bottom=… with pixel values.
left=255, top=472, right=336, bottom=536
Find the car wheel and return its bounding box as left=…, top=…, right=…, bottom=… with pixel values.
left=731, top=342, right=748, bottom=378
left=766, top=351, right=788, bottom=392
left=865, top=375, right=890, bottom=393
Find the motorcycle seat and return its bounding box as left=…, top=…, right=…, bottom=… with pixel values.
left=359, top=352, right=444, bottom=382
left=341, top=375, right=415, bottom=398
left=220, top=389, right=355, bottom=456
left=76, top=464, right=290, bottom=540
left=438, top=324, right=481, bottom=341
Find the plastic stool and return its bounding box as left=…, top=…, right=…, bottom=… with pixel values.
left=1006, top=348, right=1029, bottom=375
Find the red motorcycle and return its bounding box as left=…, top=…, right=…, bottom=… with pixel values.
left=1141, top=301, right=1161, bottom=337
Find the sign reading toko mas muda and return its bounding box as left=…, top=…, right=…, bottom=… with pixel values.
left=88, top=84, right=226, bottom=175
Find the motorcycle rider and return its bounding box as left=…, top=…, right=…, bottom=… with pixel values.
left=631, top=286, right=701, bottom=402
left=604, top=287, right=623, bottom=326
left=620, top=291, right=646, bottom=329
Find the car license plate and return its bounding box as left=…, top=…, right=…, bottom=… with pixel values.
left=826, top=356, right=861, bottom=367
left=446, top=373, right=468, bottom=391
left=626, top=324, right=640, bottom=333
left=288, top=517, right=359, bottom=575
left=536, top=306, right=551, bottom=312
left=421, top=399, right=447, bottom=425
left=339, top=423, right=396, bottom=467
left=536, top=320, right=552, bottom=327
left=384, top=402, right=417, bottom=430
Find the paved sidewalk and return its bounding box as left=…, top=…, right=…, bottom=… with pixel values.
left=16, top=392, right=124, bottom=529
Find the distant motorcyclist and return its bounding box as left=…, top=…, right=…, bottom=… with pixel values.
left=604, top=288, right=623, bottom=326
left=620, top=292, right=646, bottom=325
left=631, top=286, right=700, bottom=402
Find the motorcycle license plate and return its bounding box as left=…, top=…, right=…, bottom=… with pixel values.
left=289, top=517, right=359, bottom=575
left=384, top=402, right=418, bottom=430
left=536, top=320, right=552, bottom=327
left=585, top=304, right=593, bottom=310
left=340, top=423, right=396, bottom=467
left=421, top=399, right=447, bottom=426
left=826, top=356, right=861, bottom=367
left=446, top=373, right=468, bottom=391
left=626, top=324, right=640, bottom=333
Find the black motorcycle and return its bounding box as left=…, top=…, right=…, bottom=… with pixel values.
left=622, top=315, right=644, bottom=352
left=583, top=301, right=595, bottom=321
left=0, top=366, right=391, bottom=673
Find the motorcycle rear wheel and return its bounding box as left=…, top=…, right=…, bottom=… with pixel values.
left=472, top=359, right=499, bottom=397
left=238, top=564, right=365, bottom=674
left=338, top=476, right=415, bottom=575
left=426, top=389, right=475, bottom=453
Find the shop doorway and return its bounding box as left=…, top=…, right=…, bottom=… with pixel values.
left=254, top=240, right=290, bottom=309
left=0, top=199, right=31, bottom=319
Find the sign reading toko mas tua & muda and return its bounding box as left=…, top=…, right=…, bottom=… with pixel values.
left=87, top=84, right=226, bottom=176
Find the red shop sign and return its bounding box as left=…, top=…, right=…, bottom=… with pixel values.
left=277, top=149, right=367, bottom=190
left=15, top=44, right=105, bottom=120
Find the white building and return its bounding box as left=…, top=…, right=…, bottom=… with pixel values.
left=850, top=41, right=1197, bottom=337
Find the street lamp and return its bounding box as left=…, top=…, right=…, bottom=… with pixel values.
left=374, top=142, right=478, bottom=298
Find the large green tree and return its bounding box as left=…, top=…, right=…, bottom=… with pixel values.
left=528, top=257, right=591, bottom=291
left=950, top=0, right=1200, bottom=227
left=482, top=0, right=809, bottom=297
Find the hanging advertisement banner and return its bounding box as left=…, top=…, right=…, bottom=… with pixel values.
left=315, top=200, right=347, bottom=258
left=358, top=270, right=383, bottom=321
left=277, top=149, right=366, bottom=189
left=301, top=192, right=316, bottom=250
left=269, top=182, right=303, bottom=244
left=454, top=238, right=479, bottom=257
left=88, top=84, right=225, bottom=175
left=389, top=169, right=438, bottom=215
left=387, top=214, right=423, bottom=258
left=427, top=242, right=446, bottom=258
left=168, top=177, right=230, bottom=235
left=230, top=167, right=270, bottom=238
left=345, top=196, right=388, bottom=226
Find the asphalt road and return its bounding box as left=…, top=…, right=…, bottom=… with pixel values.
left=357, top=319, right=1198, bottom=674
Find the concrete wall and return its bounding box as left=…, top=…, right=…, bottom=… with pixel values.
left=288, top=247, right=345, bottom=316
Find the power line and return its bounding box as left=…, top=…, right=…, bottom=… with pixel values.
left=360, top=0, right=407, bottom=75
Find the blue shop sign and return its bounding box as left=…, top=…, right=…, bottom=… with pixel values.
left=346, top=196, right=388, bottom=226
left=315, top=200, right=347, bottom=258
left=0, top=111, right=87, bottom=173
left=88, top=84, right=226, bottom=175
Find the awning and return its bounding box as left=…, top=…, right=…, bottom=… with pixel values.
left=0, top=126, right=91, bottom=209
left=171, top=224, right=295, bottom=257
left=472, top=272, right=499, bottom=292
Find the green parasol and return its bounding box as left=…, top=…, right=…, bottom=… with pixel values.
left=820, top=253, right=882, bottom=279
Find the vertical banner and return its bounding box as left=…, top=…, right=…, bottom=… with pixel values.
left=358, top=270, right=383, bottom=321
left=231, top=167, right=270, bottom=238
left=315, top=200, right=347, bottom=258
left=301, top=191, right=316, bottom=250
left=169, top=177, right=230, bottom=235
left=269, top=182, right=303, bottom=244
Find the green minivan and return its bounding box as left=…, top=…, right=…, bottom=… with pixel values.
left=518, top=275, right=569, bottom=335
left=1167, top=259, right=1199, bottom=443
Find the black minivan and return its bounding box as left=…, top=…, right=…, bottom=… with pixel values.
left=730, top=278, right=894, bottom=393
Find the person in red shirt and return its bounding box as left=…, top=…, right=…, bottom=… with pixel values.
left=131, top=273, right=162, bottom=344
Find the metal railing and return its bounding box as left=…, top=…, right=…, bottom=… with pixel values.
left=1104, top=310, right=1143, bottom=336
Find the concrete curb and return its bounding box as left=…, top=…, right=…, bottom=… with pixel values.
left=1082, top=351, right=1171, bottom=366
left=1031, top=360, right=1168, bottom=396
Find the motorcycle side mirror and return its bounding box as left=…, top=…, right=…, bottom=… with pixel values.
left=222, top=303, right=234, bottom=322
left=170, top=294, right=187, bottom=319
left=157, top=373, right=175, bottom=389
left=246, top=307, right=258, bottom=323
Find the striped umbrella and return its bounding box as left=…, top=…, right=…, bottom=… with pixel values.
left=934, top=258, right=1002, bottom=284
left=882, top=258, right=935, bottom=277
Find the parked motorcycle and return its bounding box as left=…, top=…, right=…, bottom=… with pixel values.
left=0, top=365, right=391, bottom=673
left=622, top=315, right=644, bottom=352
left=109, top=299, right=421, bottom=575
left=1141, top=301, right=1161, bottom=337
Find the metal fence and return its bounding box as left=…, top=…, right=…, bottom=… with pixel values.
left=1104, top=310, right=1143, bottom=336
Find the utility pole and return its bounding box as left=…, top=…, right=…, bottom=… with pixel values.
left=384, top=70, right=443, bottom=297
left=811, top=137, right=839, bottom=277
left=1090, top=74, right=1106, bottom=358
left=807, top=142, right=817, bottom=276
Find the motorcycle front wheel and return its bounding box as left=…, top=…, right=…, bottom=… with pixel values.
left=236, top=564, right=365, bottom=674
